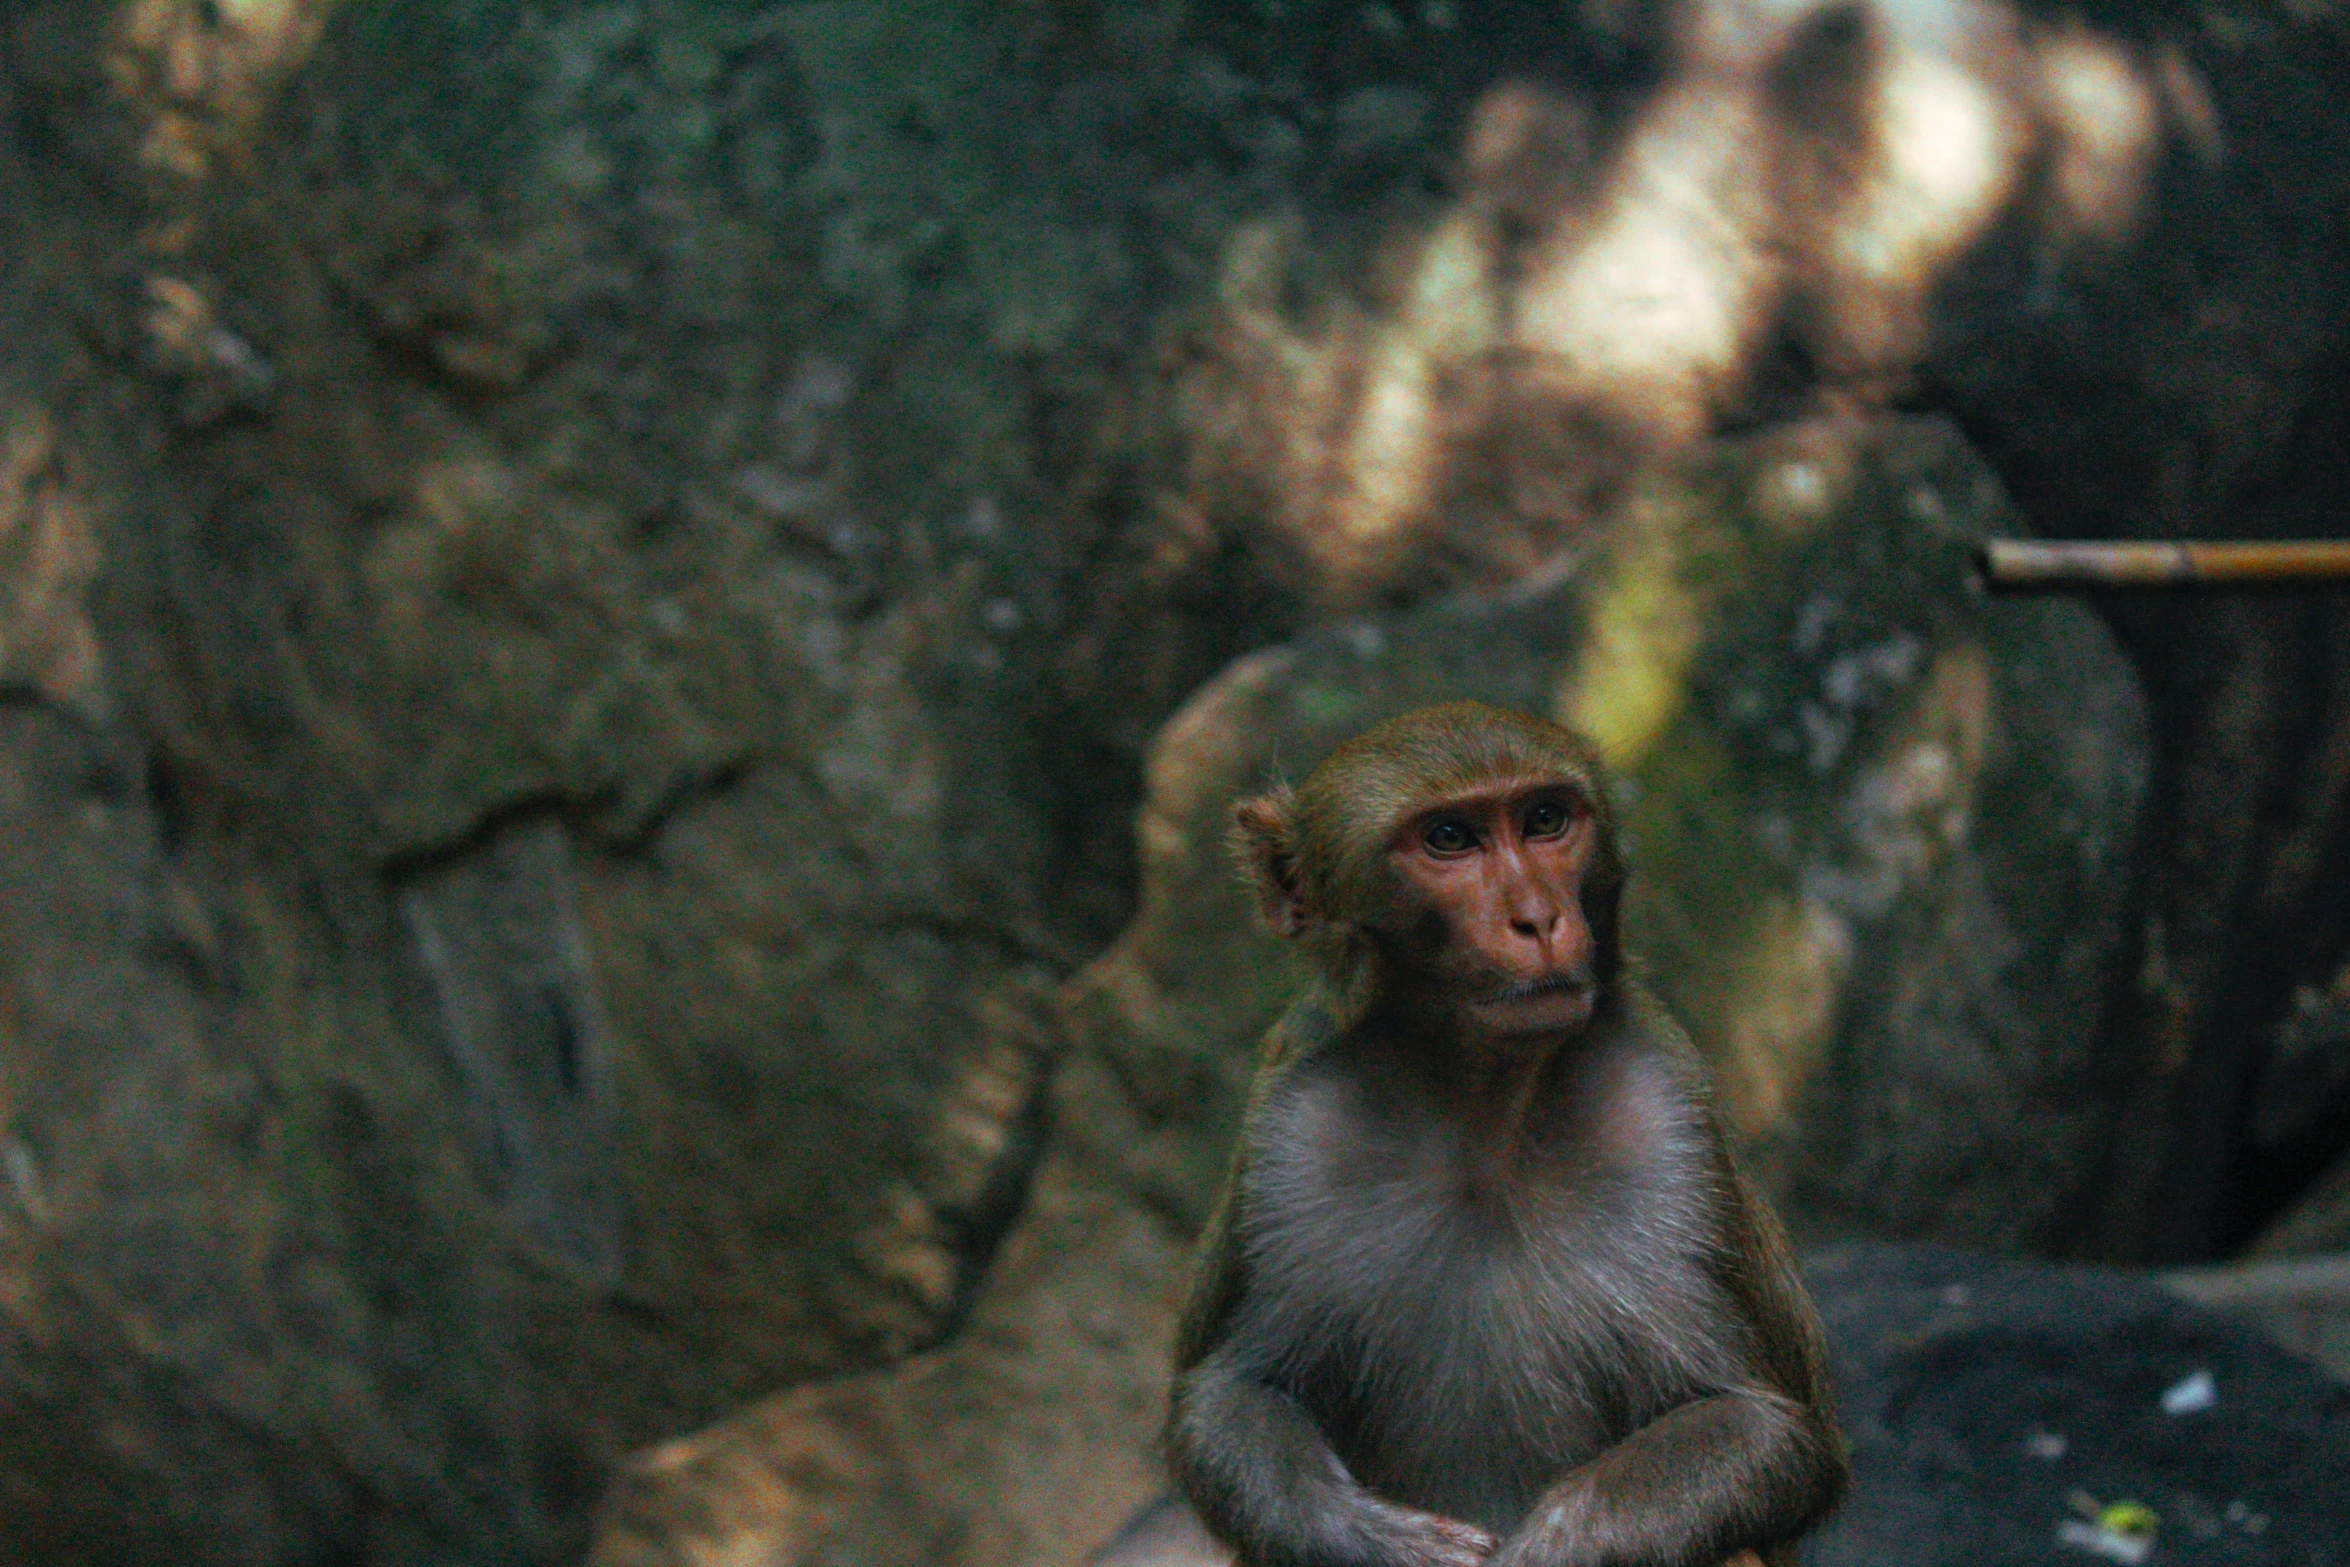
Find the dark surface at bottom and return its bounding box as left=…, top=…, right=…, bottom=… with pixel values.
left=1807, top=1243, right=2348, bottom=1567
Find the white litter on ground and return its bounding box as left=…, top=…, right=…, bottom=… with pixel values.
left=2161, top=1368, right=2218, bottom=1414
left=2059, top=1519, right=2154, bottom=1565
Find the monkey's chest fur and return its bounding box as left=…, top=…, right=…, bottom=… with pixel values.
left=1230, top=1044, right=1750, bottom=1534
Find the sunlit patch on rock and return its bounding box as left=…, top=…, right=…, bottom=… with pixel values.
left=0, top=406, right=105, bottom=718
left=107, top=0, right=335, bottom=177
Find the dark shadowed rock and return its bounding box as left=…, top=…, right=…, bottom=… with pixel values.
left=3, top=0, right=1377, bottom=1555
left=584, top=1140, right=1195, bottom=1567
left=1809, top=1243, right=2350, bottom=1567
left=0, top=2, right=1157, bottom=1561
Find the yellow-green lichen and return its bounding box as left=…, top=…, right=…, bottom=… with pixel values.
left=1555, top=492, right=1709, bottom=770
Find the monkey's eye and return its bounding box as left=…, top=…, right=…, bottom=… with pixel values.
left=1422, top=817, right=1477, bottom=855
left=1523, top=799, right=1574, bottom=838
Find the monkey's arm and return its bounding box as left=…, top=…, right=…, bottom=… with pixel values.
left=1492, top=1152, right=1846, bottom=1567
left=1168, top=1352, right=1498, bottom=1567
left=1487, top=1386, right=1845, bottom=1567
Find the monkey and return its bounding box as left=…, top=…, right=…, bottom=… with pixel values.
left=1164, top=701, right=1847, bottom=1567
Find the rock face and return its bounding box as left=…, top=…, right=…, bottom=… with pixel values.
left=1063, top=416, right=2148, bottom=1250
left=1067, top=0, right=2350, bottom=1266
left=1, top=0, right=2345, bottom=1563
left=2249, top=970, right=2350, bottom=1258
left=584, top=1132, right=1195, bottom=1567
left=0, top=2, right=1181, bottom=1561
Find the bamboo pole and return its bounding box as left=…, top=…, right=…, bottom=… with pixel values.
left=1979, top=539, right=2350, bottom=590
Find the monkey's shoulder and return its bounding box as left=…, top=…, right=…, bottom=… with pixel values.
left=1222, top=991, right=1358, bottom=1156
left=1256, top=991, right=1346, bottom=1074
left=1610, top=978, right=1714, bottom=1077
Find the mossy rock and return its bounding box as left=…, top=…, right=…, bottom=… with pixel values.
left=1063, top=414, right=2148, bottom=1249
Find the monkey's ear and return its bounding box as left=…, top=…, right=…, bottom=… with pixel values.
left=1232, top=791, right=1314, bottom=939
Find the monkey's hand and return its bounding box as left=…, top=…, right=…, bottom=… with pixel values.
left=1170, top=1357, right=1498, bottom=1567
left=1357, top=1495, right=1500, bottom=1566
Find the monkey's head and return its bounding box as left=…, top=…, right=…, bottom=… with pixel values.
left=1233, top=701, right=1626, bottom=1042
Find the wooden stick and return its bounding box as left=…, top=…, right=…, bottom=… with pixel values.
left=1979, top=539, right=2350, bottom=590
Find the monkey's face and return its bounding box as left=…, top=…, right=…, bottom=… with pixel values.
left=1382, top=775, right=1603, bottom=1042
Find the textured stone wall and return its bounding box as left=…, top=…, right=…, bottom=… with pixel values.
left=1, top=2, right=2346, bottom=1564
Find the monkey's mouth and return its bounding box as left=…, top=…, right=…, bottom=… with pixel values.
left=1479, top=973, right=1593, bottom=1008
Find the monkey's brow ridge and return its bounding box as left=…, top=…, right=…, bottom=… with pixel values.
left=1408, top=777, right=1590, bottom=816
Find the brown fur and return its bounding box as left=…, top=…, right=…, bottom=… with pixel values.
left=1231, top=703, right=1626, bottom=1031
left=1169, top=703, right=1846, bottom=1567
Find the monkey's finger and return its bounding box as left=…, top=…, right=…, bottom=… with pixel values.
left=1421, top=1520, right=1500, bottom=1564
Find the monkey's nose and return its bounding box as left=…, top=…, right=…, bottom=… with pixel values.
left=1510, top=908, right=1565, bottom=944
